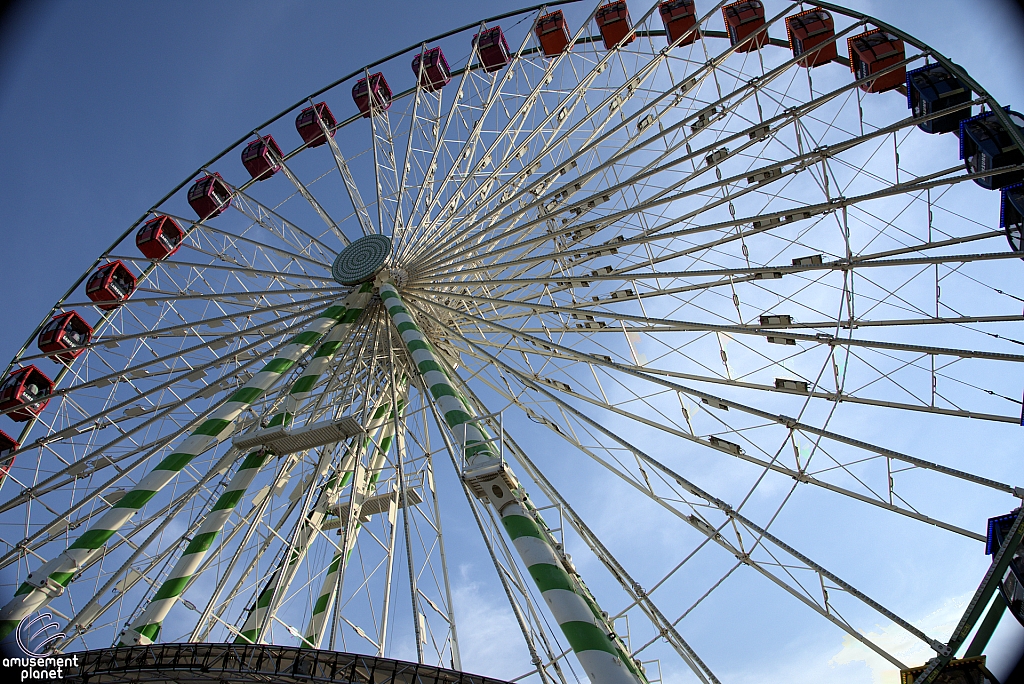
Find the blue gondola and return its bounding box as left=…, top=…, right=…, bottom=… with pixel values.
left=960, top=109, right=1024, bottom=189
left=1001, top=183, right=1024, bottom=254
left=986, top=510, right=1024, bottom=627
left=906, top=63, right=972, bottom=134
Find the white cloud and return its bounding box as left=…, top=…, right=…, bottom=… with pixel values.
left=829, top=592, right=972, bottom=684
left=451, top=566, right=536, bottom=680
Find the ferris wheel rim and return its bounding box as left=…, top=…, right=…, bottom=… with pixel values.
left=7, top=0, right=1020, bottom=389
left=0, top=2, right=1021, bottom=681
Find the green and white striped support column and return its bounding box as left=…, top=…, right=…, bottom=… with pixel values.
left=231, top=451, right=361, bottom=645
left=0, top=288, right=370, bottom=641
left=378, top=283, right=497, bottom=466
left=380, top=282, right=647, bottom=684
left=233, top=393, right=400, bottom=645
left=119, top=286, right=373, bottom=646
left=301, top=398, right=404, bottom=649
left=500, top=498, right=647, bottom=683
left=266, top=290, right=369, bottom=429
left=120, top=448, right=274, bottom=646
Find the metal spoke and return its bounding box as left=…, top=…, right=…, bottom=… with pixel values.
left=2, top=5, right=1020, bottom=684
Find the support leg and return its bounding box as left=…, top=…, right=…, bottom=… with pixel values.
left=380, top=282, right=647, bottom=684
left=0, top=287, right=372, bottom=640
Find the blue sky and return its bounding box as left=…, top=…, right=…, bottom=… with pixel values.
left=0, top=0, right=1020, bottom=369
left=1, top=1, right=1024, bottom=681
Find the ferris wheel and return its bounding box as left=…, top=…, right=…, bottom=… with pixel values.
left=1, top=1, right=1023, bottom=682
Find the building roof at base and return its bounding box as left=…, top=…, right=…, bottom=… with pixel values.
left=60, top=643, right=513, bottom=684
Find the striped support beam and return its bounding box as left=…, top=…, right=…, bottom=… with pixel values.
left=120, top=287, right=373, bottom=646
left=233, top=392, right=400, bottom=645
left=301, top=550, right=344, bottom=648
left=0, top=288, right=370, bottom=641
left=378, top=284, right=497, bottom=466
left=266, top=300, right=368, bottom=428
left=120, top=448, right=272, bottom=646
left=301, top=398, right=405, bottom=649
left=380, top=283, right=647, bottom=684
left=501, top=501, right=647, bottom=683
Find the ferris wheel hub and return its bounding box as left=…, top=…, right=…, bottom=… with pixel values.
left=331, top=234, right=392, bottom=285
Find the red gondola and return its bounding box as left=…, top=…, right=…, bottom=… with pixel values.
left=0, top=366, right=53, bottom=422
left=473, top=27, right=511, bottom=73
left=295, top=102, right=337, bottom=148
left=536, top=11, right=571, bottom=57
left=352, top=73, right=393, bottom=118
left=86, top=261, right=136, bottom=310
left=241, top=135, right=283, bottom=181
left=722, top=1, right=767, bottom=53
left=659, top=0, right=701, bottom=47
left=38, top=311, right=92, bottom=363
left=0, top=429, right=16, bottom=480
left=786, top=8, right=837, bottom=68
left=595, top=1, right=634, bottom=50
left=847, top=29, right=905, bottom=93
left=412, top=47, right=451, bottom=91
left=187, top=173, right=232, bottom=220
left=136, top=215, right=184, bottom=260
